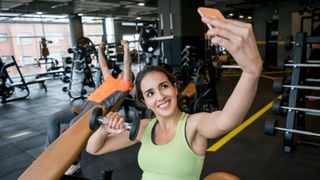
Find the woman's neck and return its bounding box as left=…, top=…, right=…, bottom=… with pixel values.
left=156, top=108, right=182, bottom=129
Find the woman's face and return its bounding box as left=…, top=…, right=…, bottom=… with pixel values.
left=140, top=71, right=178, bottom=117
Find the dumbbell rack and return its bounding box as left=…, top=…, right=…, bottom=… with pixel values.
left=274, top=32, right=320, bottom=152
left=62, top=37, right=98, bottom=100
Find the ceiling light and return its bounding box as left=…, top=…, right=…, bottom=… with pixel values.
left=36, top=11, right=43, bottom=15
left=239, top=15, right=244, bottom=18
left=247, top=16, right=252, bottom=20
left=136, top=16, right=141, bottom=20
left=229, top=13, right=234, bottom=17
left=78, top=13, right=84, bottom=16
left=138, top=2, right=145, bottom=6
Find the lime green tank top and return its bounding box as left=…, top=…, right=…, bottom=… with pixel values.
left=138, top=112, right=205, bottom=180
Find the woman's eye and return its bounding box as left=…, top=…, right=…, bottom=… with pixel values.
left=160, top=84, right=169, bottom=89
left=146, top=91, right=153, bottom=97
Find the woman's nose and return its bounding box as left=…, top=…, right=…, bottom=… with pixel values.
left=156, top=91, right=165, bottom=101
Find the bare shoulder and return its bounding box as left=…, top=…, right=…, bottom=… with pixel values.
left=187, top=112, right=211, bottom=124
left=187, top=111, right=221, bottom=130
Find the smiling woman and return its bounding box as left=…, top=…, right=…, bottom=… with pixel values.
left=86, top=13, right=263, bottom=180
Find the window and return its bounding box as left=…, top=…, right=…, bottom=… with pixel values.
left=123, top=34, right=141, bottom=51
left=21, top=55, right=34, bottom=65
left=45, top=33, right=64, bottom=47
left=16, top=33, right=32, bottom=45
left=0, top=33, right=8, bottom=42
left=106, top=18, right=115, bottom=43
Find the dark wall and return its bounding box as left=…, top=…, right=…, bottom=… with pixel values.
left=252, top=1, right=300, bottom=66
left=113, top=21, right=140, bottom=45
left=158, top=0, right=205, bottom=69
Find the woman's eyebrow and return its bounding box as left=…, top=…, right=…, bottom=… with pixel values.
left=144, top=88, right=153, bottom=95
left=159, top=81, right=169, bottom=86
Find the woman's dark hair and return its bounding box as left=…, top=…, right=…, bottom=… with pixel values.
left=135, top=65, right=176, bottom=101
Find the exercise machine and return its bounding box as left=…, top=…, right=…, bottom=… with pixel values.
left=0, top=56, right=50, bottom=103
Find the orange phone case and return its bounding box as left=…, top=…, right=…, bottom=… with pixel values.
left=197, top=7, right=225, bottom=19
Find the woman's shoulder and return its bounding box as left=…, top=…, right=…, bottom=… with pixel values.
left=186, top=111, right=219, bottom=129
left=187, top=112, right=209, bottom=123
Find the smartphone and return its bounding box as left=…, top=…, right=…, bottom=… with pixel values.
left=198, top=7, right=224, bottom=30
left=197, top=7, right=225, bottom=19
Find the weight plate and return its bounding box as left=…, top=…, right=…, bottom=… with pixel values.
left=264, top=118, right=278, bottom=136
left=139, top=28, right=158, bottom=53
left=89, top=107, right=103, bottom=131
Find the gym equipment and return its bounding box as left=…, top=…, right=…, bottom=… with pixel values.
left=278, top=55, right=320, bottom=70
left=212, top=60, right=241, bottom=76
left=75, top=28, right=174, bottom=55
left=267, top=32, right=320, bottom=153
left=272, top=98, right=320, bottom=117
left=19, top=93, right=128, bottom=180
left=284, top=35, right=294, bottom=51
left=35, top=38, right=66, bottom=78
left=0, top=56, right=50, bottom=103
left=278, top=62, right=320, bottom=70
left=63, top=37, right=99, bottom=100
left=264, top=119, right=320, bottom=137
left=179, top=82, right=196, bottom=114
left=193, top=41, right=219, bottom=113
left=272, top=77, right=320, bottom=94
left=176, top=46, right=198, bottom=87
left=261, top=35, right=294, bottom=50
left=89, top=106, right=140, bottom=141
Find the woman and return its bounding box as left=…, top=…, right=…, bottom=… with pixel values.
left=86, top=16, right=263, bottom=180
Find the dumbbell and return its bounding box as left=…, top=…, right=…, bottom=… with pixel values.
left=64, top=66, right=72, bottom=73
left=61, top=76, right=70, bottom=83
left=272, top=77, right=320, bottom=94
left=89, top=107, right=140, bottom=141
left=65, top=57, right=73, bottom=64
left=271, top=98, right=288, bottom=116
left=278, top=56, right=320, bottom=70
left=212, top=61, right=240, bottom=75
left=264, top=118, right=320, bottom=137
left=62, top=87, right=87, bottom=95
left=272, top=98, right=320, bottom=116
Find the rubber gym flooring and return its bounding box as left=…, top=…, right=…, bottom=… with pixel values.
left=0, top=67, right=319, bottom=180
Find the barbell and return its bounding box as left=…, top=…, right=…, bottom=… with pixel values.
left=89, top=106, right=140, bottom=141
left=264, top=118, right=320, bottom=137
left=257, top=35, right=294, bottom=51
left=75, top=28, right=174, bottom=56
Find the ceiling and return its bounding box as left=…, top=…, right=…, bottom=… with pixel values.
left=0, top=0, right=159, bottom=21
left=0, top=0, right=317, bottom=22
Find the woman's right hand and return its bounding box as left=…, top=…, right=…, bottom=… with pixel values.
left=99, top=112, right=126, bottom=135
left=98, top=42, right=105, bottom=52
left=121, top=40, right=129, bottom=51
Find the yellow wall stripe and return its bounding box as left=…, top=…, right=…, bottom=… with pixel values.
left=256, top=41, right=284, bottom=45
left=207, top=100, right=273, bottom=152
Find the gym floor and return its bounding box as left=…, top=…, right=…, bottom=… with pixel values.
left=0, top=67, right=319, bottom=180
